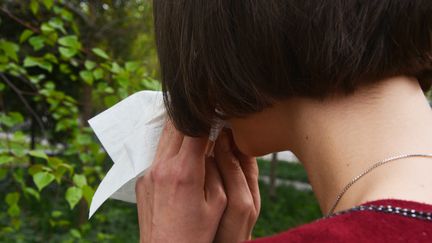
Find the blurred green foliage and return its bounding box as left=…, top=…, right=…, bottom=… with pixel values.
left=257, top=159, right=310, bottom=183
left=0, top=0, right=159, bottom=241
left=253, top=180, right=322, bottom=238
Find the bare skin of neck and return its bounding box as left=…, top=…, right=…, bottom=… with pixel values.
left=287, top=76, right=432, bottom=215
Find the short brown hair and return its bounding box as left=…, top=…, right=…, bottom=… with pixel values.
left=153, top=0, right=432, bottom=137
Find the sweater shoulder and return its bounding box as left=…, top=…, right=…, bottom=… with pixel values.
left=246, top=199, right=432, bottom=243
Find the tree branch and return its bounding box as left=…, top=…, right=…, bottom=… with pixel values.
left=59, top=2, right=92, bottom=26
left=0, top=73, right=47, bottom=137
left=0, top=7, right=40, bottom=33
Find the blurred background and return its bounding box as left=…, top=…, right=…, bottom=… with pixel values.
left=1, top=1, right=430, bottom=242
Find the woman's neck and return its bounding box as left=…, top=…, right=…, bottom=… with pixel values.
left=287, top=76, right=432, bottom=215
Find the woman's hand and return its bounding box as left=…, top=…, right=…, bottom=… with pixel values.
left=135, top=120, right=227, bottom=243
left=213, top=129, right=261, bottom=243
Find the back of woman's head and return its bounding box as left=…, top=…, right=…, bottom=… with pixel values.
left=153, top=0, right=432, bottom=136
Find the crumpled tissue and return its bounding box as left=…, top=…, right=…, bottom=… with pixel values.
left=87, top=90, right=226, bottom=218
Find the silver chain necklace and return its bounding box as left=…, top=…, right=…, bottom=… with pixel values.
left=322, top=204, right=432, bottom=222
left=326, top=153, right=432, bottom=217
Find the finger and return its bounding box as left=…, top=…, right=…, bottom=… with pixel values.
left=180, top=135, right=208, bottom=159
left=214, top=130, right=253, bottom=204
left=229, top=129, right=261, bottom=212
left=177, top=135, right=209, bottom=175
left=135, top=175, right=154, bottom=242
left=204, top=156, right=226, bottom=209
left=154, top=118, right=184, bottom=162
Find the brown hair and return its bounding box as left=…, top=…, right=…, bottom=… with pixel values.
left=153, top=0, right=432, bottom=137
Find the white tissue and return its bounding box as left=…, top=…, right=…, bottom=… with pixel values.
left=87, top=90, right=226, bottom=218
left=87, top=91, right=164, bottom=218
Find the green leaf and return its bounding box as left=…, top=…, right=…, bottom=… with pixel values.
left=28, top=150, right=48, bottom=160
left=79, top=153, right=92, bottom=163
left=41, top=23, right=55, bottom=33
left=19, top=30, right=34, bottom=43
left=55, top=120, right=68, bottom=132
left=142, top=78, right=162, bottom=91
left=5, top=192, right=20, bottom=205
left=73, top=174, right=87, bottom=188
left=51, top=210, right=62, bottom=218
left=66, top=186, right=83, bottom=209
left=0, top=112, right=24, bottom=127
left=43, top=0, right=54, bottom=10
left=58, top=35, right=81, bottom=49
left=12, top=131, right=26, bottom=143
left=111, top=62, right=122, bottom=74
left=44, top=81, right=55, bottom=90
left=79, top=70, right=94, bottom=85
left=33, top=171, right=55, bottom=191
left=28, top=36, right=45, bottom=51
left=105, top=87, right=114, bottom=93
left=29, top=74, right=45, bottom=84
left=53, top=166, right=67, bottom=183
left=70, top=58, right=79, bottom=67
left=0, top=155, right=13, bottom=165
left=0, top=40, right=19, bottom=62
left=76, top=134, right=92, bottom=145
left=92, top=48, right=109, bottom=59
left=45, top=31, right=58, bottom=45
left=84, top=60, right=96, bottom=70
left=59, top=47, right=78, bottom=59
left=70, top=229, right=82, bottom=239
left=104, top=95, right=118, bottom=107
left=48, top=18, right=66, bottom=34
left=116, top=76, right=129, bottom=88
left=93, top=68, right=104, bottom=80
left=24, top=187, right=40, bottom=201
left=47, top=157, right=62, bottom=168
left=125, top=61, right=139, bottom=72
left=0, top=55, right=7, bottom=64
left=28, top=164, right=44, bottom=175
left=9, top=112, right=24, bottom=124
left=43, top=53, right=58, bottom=63
left=82, top=185, right=94, bottom=205
left=23, top=56, right=39, bottom=67
left=11, top=147, right=26, bottom=157
left=24, top=56, right=53, bottom=72
left=60, top=9, right=73, bottom=22
left=59, top=63, right=71, bottom=74
left=7, top=204, right=20, bottom=217
left=30, top=0, right=39, bottom=15
left=12, top=170, right=25, bottom=188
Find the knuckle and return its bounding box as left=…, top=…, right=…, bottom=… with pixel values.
left=177, top=175, right=193, bottom=185
left=173, top=166, right=194, bottom=185
left=149, top=163, right=166, bottom=184
left=229, top=197, right=255, bottom=216
left=215, top=187, right=227, bottom=205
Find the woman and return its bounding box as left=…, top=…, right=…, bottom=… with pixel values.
left=136, top=1, right=432, bottom=242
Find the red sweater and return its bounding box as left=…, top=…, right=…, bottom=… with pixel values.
left=245, top=199, right=432, bottom=242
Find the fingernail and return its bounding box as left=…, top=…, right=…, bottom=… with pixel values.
left=205, top=140, right=215, bottom=157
